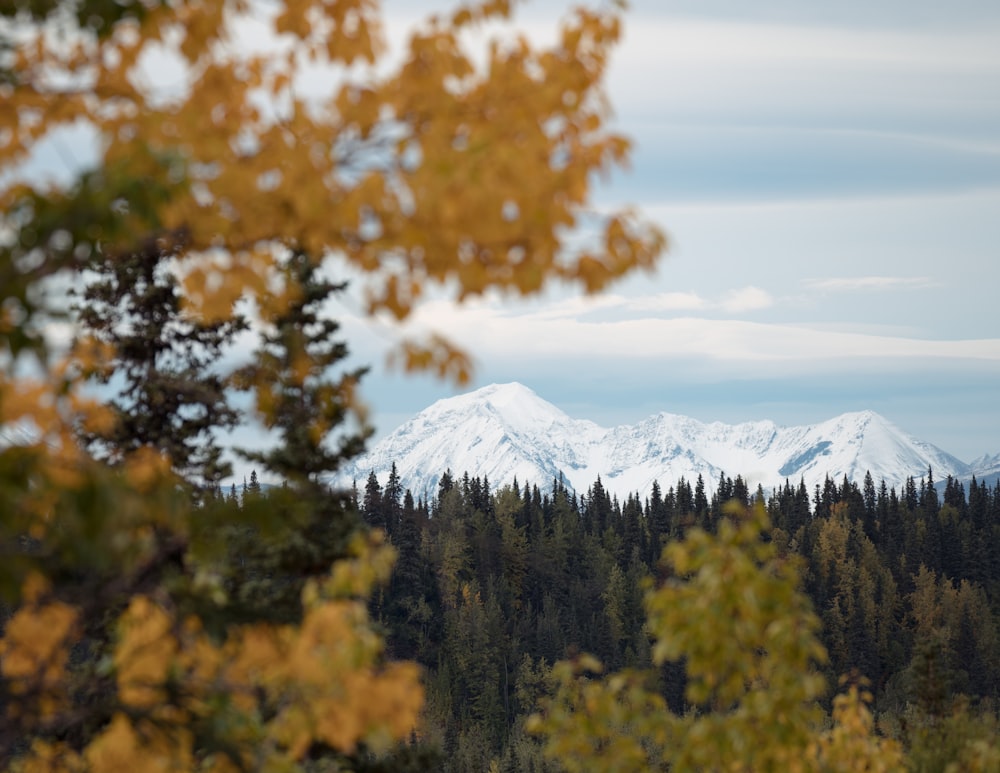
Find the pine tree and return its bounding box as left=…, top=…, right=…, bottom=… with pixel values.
left=862, top=471, right=878, bottom=538
left=387, top=489, right=427, bottom=661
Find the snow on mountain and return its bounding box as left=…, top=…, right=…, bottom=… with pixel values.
left=335, top=382, right=977, bottom=500
left=969, top=452, right=1000, bottom=474
left=965, top=452, right=1000, bottom=488
left=340, top=383, right=605, bottom=500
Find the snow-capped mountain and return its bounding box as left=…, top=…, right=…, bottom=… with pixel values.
left=336, top=382, right=982, bottom=500
left=966, top=453, right=1000, bottom=489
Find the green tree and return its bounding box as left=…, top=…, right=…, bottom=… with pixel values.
left=233, top=251, right=368, bottom=483
left=73, top=236, right=246, bottom=488
left=386, top=489, right=431, bottom=661
left=495, top=484, right=529, bottom=611
left=363, top=470, right=385, bottom=530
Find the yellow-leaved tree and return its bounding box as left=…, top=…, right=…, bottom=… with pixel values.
left=0, top=0, right=664, bottom=770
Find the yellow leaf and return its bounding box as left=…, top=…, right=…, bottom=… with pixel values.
left=115, top=596, right=176, bottom=710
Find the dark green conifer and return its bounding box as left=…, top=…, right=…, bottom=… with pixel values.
left=74, top=235, right=246, bottom=488
left=234, top=251, right=369, bottom=482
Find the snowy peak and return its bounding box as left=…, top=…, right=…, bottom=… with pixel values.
left=346, top=384, right=603, bottom=499
left=970, top=452, right=1000, bottom=471
left=423, top=382, right=574, bottom=434
left=338, top=383, right=983, bottom=499
left=774, top=410, right=965, bottom=486
left=966, top=453, right=1000, bottom=488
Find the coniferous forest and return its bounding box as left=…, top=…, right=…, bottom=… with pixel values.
left=303, top=464, right=998, bottom=771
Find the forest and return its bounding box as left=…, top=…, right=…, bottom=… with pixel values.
left=326, top=464, right=1000, bottom=770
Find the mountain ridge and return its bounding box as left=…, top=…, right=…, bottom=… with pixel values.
left=337, top=383, right=991, bottom=500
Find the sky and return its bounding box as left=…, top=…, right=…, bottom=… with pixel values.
left=11, top=0, right=1000, bottom=473
left=334, top=0, right=1000, bottom=465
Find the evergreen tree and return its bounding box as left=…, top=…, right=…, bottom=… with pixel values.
left=384, top=462, right=403, bottom=538
left=387, top=490, right=428, bottom=661
left=732, top=474, right=749, bottom=509
left=73, top=236, right=246, bottom=487
left=676, top=477, right=693, bottom=520
left=585, top=476, right=612, bottom=536
left=620, top=493, right=644, bottom=567
left=234, top=251, right=369, bottom=482
left=693, top=473, right=709, bottom=529
left=363, top=470, right=384, bottom=530
left=862, top=470, right=878, bottom=538
left=438, top=469, right=455, bottom=500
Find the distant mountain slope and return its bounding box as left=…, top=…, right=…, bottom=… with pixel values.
left=336, top=382, right=982, bottom=499
left=963, top=452, right=1000, bottom=490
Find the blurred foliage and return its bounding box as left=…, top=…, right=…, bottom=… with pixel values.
left=0, top=0, right=666, bottom=767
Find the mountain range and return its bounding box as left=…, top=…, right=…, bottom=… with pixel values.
left=336, top=382, right=998, bottom=500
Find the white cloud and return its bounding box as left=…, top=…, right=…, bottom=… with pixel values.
left=581, top=286, right=771, bottom=316
left=803, top=276, right=936, bottom=291
left=719, top=286, right=773, bottom=313
left=524, top=294, right=629, bottom=320
left=616, top=18, right=1000, bottom=70
left=407, top=296, right=1000, bottom=364
left=628, top=291, right=708, bottom=312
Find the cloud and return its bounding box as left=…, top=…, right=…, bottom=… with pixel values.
left=803, top=276, right=937, bottom=291
left=719, top=286, right=773, bottom=312
left=629, top=1, right=1000, bottom=32
left=564, top=286, right=774, bottom=319
left=629, top=291, right=708, bottom=312
left=407, top=296, right=1000, bottom=365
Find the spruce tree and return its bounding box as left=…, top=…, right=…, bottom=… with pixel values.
left=223, top=252, right=373, bottom=625
left=363, top=471, right=384, bottom=530
left=73, top=235, right=246, bottom=487
left=383, top=462, right=403, bottom=538
left=234, top=250, right=369, bottom=482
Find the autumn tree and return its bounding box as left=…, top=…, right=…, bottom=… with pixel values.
left=2, top=0, right=664, bottom=376
left=1, top=0, right=665, bottom=769
left=0, top=250, right=423, bottom=769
